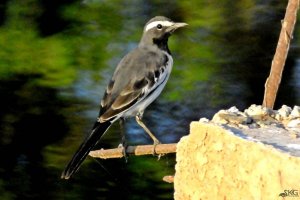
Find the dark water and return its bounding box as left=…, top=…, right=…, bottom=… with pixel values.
left=0, top=1, right=299, bottom=199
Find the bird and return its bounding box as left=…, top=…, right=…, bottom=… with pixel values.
left=61, top=16, right=187, bottom=179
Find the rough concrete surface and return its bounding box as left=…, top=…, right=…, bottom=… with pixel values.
left=174, top=105, right=300, bottom=200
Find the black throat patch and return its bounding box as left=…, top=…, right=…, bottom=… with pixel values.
left=153, top=35, right=171, bottom=54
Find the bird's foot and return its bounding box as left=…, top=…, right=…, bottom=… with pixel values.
left=152, top=139, right=162, bottom=159
left=118, top=142, right=128, bottom=163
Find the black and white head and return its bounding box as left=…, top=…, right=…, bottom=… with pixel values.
left=140, top=16, right=187, bottom=50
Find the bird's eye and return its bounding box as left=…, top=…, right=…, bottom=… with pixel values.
left=156, top=24, right=163, bottom=29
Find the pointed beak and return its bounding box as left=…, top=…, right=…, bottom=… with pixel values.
left=167, top=22, right=188, bottom=33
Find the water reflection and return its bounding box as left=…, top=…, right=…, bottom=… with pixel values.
left=0, top=75, right=72, bottom=199
left=0, top=0, right=299, bottom=199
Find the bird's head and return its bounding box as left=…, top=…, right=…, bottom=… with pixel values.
left=140, top=16, right=188, bottom=48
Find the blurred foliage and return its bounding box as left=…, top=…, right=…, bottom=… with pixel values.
left=0, top=0, right=293, bottom=100
left=0, top=0, right=124, bottom=87
left=0, top=0, right=73, bottom=87
left=0, top=0, right=299, bottom=199
left=166, top=0, right=296, bottom=107
left=0, top=180, right=15, bottom=200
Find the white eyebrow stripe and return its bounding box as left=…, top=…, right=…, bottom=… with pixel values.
left=144, top=21, right=174, bottom=32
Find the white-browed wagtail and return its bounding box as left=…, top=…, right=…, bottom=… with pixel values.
left=61, top=16, right=187, bottom=179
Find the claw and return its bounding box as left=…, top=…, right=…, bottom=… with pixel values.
left=152, top=139, right=161, bottom=158
left=119, top=118, right=128, bottom=162
left=118, top=142, right=128, bottom=163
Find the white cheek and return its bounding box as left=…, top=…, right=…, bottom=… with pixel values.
left=144, top=21, right=174, bottom=32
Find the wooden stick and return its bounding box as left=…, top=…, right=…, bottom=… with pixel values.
left=162, top=175, right=174, bottom=183
left=263, top=0, right=299, bottom=108
left=89, top=143, right=177, bottom=159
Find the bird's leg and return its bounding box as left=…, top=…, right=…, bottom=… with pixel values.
left=135, top=114, right=161, bottom=155
left=118, top=118, right=128, bottom=162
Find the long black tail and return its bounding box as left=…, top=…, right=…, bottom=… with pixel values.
left=61, top=121, right=111, bottom=179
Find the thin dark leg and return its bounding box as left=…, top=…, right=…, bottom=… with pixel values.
left=119, top=118, right=126, bottom=146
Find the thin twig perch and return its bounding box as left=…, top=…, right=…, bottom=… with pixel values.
left=89, top=143, right=177, bottom=159
left=263, top=0, right=299, bottom=108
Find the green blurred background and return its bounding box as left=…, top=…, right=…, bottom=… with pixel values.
left=0, top=0, right=299, bottom=199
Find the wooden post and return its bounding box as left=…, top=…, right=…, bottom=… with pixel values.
left=262, top=0, right=299, bottom=108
